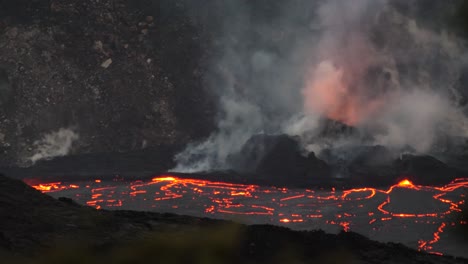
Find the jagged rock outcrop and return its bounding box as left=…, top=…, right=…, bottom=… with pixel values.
left=228, top=134, right=331, bottom=186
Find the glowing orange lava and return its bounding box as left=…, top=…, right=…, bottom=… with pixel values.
left=30, top=182, right=79, bottom=192
left=398, top=179, right=414, bottom=187
left=28, top=176, right=468, bottom=256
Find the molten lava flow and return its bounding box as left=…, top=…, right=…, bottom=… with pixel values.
left=28, top=176, right=468, bottom=256
left=29, top=182, right=79, bottom=192
left=398, top=179, right=414, bottom=187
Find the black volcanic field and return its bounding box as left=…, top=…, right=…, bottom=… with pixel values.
left=1, top=0, right=468, bottom=263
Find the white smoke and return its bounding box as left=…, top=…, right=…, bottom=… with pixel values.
left=371, top=90, right=468, bottom=152
left=174, top=0, right=468, bottom=172
left=294, top=0, right=468, bottom=155
left=29, top=128, right=79, bottom=164
left=173, top=97, right=263, bottom=172
left=301, top=0, right=468, bottom=154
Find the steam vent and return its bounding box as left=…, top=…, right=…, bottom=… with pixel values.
left=1, top=0, right=468, bottom=263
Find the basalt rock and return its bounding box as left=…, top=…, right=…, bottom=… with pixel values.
left=393, top=154, right=463, bottom=185
left=228, top=134, right=331, bottom=187
left=320, top=145, right=397, bottom=179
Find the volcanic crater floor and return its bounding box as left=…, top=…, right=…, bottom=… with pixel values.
left=26, top=175, right=468, bottom=258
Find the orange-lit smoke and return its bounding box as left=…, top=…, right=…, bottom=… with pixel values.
left=303, top=60, right=386, bottom=125
left=302, top=0, right=394, bottom=126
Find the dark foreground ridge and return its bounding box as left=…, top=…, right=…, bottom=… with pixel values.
left=0, top=174, right=467, bottom=264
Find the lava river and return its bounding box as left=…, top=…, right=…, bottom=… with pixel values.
left=26, top=176, right=468, bottom=257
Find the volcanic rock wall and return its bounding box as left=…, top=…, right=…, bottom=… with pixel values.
left=0, top=0, right=215, bottom=166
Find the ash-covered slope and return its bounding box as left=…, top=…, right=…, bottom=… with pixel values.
left=1, top=174, right=467, bottom=264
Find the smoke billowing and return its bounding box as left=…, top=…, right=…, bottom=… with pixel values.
left=29, top=128, right=79, bottom=164
left=173, top=0, right=468, bottom=172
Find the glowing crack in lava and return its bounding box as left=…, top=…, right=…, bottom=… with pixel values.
left=28, top=176, right=468, bottom=257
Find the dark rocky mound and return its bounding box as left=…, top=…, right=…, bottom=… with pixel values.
left=1, top=174, right=467, bottom=263
left=226, top=134, right=468, bottom=188
left=394, top=154, right=464, bottom=185
left=228, top=134, right=331, bottom=186
left=320, top=145, right=397, bottom=179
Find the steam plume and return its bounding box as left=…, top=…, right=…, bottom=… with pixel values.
left=174, top=0, right=468, bottom=172
left=29, top=128, right=79, bottom=164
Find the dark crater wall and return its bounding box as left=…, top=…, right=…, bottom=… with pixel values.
left=0, top=0, right=216, bottom=166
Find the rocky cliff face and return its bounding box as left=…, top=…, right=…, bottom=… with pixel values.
left=0, top=0, right=215, bottom=166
